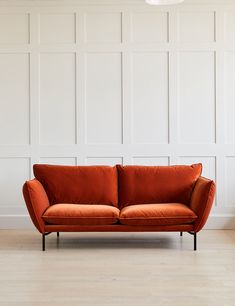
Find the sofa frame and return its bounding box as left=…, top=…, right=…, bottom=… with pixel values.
left=23, top=164, right=216, bottom=252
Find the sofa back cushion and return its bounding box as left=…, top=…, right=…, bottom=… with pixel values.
left=33, top=164, right=118, bottom=207
left=117, top=164, right=202, bottom=208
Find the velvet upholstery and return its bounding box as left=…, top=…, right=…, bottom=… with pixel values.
left=23, top=180, right=50, bottom=233
left=117, top=164, right=202, bottom=208
left=190, top=177, right=216, bottom=232
left=33, top=164, right=118, bottom=207
left=23, top=164, right=215, bottom=239
left=43, top=204, right=120, bottom=225
left=119, top=203, right=197, bottom=226
left=44, top=224, right=194, bottom=232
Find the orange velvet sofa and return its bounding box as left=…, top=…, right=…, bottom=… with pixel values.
left=23, top=163, right=215, bottom=251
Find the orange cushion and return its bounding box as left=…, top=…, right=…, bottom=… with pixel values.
left=119, top=203, right=197, bottom=226
left=42, top=204, right=120, bottom=225
left=117, top=164, right=202, bottom=208
left=34, top=165, right=118, bottom=207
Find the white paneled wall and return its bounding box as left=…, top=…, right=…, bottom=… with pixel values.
left=132, top=52, right=169, bottom=144
left=85, top=52, right=123, bottom=144
left=0, top=0, right=235, bottom=228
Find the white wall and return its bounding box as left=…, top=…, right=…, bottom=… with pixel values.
left=0, top=0, right=235, bottom=229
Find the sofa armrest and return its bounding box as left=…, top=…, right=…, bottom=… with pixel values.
left=190, top=176, right=216, bottom=232
left=23, top=179, right=50, bottom=233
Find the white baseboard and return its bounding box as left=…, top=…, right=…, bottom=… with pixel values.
left=204, top=215, right=235, bottom=229
left=1, top=214, right=235, bottom=230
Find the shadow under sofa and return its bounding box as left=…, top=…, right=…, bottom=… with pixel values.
left=23, top=163, right=216, bottom=251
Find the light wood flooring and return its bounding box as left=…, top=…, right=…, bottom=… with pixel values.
left=0, top=230, right=235, bottom=306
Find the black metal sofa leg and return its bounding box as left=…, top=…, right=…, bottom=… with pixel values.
left=42, top=234, right=45, bottom=251
left=194, top=232, right=197, bottom=251
left=42, top=232, right=52, bottom=251
left=57, top=232, right=59, bottom=238
left=187, top=231, right=197, bottom=251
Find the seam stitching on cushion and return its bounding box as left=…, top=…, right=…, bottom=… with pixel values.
left=42, top=216, right=118, bottom=219
left=119, top=216, right=197, bottom=220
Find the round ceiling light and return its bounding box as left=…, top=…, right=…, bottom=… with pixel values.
left=146, top=0, right=184, bottom=5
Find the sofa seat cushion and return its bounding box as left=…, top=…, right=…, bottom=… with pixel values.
left=42, top=204, right=120, bottom=225
left=119, top=203, right=197, bottom=226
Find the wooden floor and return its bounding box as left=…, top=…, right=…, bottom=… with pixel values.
left=0, top=230, right=235, bottom=306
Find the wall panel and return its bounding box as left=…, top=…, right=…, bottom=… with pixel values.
left=225, top=52, right=235, bottom=143
left=178, top=52, right=215, bottom=144
left=132, top=157, right=169, bottom=166
left=39, top=53, right=76, bottom=145
left=85, top=12, right=122, bottom=43
left=131, top=12, right=168, bottom=43
left=0, top=158, right=29, bottom=210
left=225, top=11, right=235, bottom=42
left=178, top=11, right=215, bottom=42
left=39, top=13, right=76, bottom=44
left=132, top=52, right=169, bottom=144
left=225, top=157, right=235, bottom=207
left=86, top=157, right=123, bottom=165
left=40, top=157, right=76, bottom=165
left=0, top=53, right=30, bottom=145
left=0, top=13, right=29, bottom=44
left=85, top=52, right=122, bottom=144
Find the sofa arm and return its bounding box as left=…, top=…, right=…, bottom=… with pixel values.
left=23, top=179, right=50, bottom=233
left=190, top=176, right=216, bottom=232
